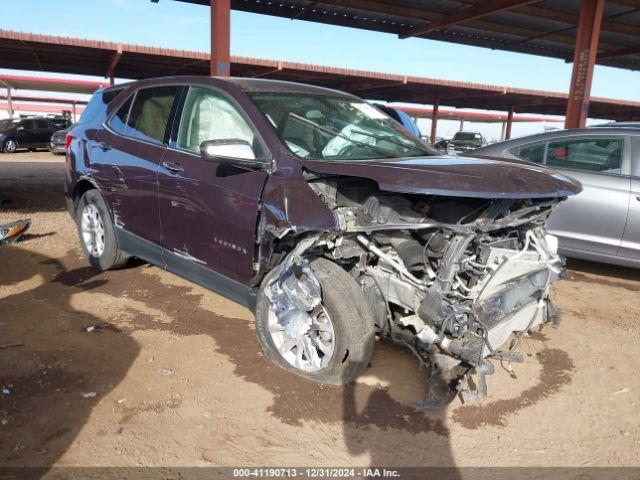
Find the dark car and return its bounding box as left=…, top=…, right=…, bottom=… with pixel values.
left=471, top=128, right=640, bottom=268
left=0, top=117, right=69, bottom=153
left=65, top=76, right=579, bottom=406
left=449, top=131, right=488, bottom=153
left=49, top=124, right=75, bottom=155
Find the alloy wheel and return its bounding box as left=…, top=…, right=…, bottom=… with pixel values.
left=4, top=139, right=17, bottom=153
left=81, top=204, right=106, bottom=258
left=267, top=301, right=336, bottom=373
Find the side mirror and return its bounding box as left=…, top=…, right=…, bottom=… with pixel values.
left=199, top=139, right=266, bottom=170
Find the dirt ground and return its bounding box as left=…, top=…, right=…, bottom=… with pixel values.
left=1, top=151, right=639, bottom=471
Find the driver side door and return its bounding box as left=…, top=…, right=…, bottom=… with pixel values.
left=158, top=85, right=269, bottom=304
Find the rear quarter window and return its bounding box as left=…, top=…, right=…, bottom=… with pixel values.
left=77, top=88, right=125, bottom=125
left=508, top=142, right=546, bottom=163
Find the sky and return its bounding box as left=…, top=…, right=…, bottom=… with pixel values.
left=1, top=0, right=639, bottom=139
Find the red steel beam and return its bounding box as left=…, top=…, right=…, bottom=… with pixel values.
left=399, top=0, right=540, bottom=39
left=430, top=98, right=439, bottom=146
left=0, top=94, right=88, bottom=105
left=107, top=45, right=123, bottom=85
left=210, top=0, right=231, bottom=76
left=565, top=0, right=605, bottom=129
left=505, top=106, right=514, bottom=140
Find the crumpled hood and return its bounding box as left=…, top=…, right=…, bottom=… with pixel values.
left=303, top=155, right=582, bottom=199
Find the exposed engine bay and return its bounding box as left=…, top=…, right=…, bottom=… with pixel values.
left=266, top=175, right=565, bottom=408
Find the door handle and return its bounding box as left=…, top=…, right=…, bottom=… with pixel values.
left=162, top=161, right=184, bottom=173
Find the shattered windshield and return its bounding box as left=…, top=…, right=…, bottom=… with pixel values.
left=249, top=92, right=436, bottom=161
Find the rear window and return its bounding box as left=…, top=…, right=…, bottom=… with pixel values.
left=77, top=87, right=124, bottom=125
left=509, top=142, right=545, bottom=163
left=51, top=118, right=71, bottom=129
left=454, top=132, right=481, bottom=141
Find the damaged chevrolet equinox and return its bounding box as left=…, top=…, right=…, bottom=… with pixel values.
left=65, top=77, right=581, bottom=407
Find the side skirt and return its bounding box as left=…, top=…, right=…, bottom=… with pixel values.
left=115, top=227, right=257, bottom=311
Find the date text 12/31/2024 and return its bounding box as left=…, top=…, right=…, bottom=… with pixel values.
left=233, top=468, right=401, bottom=478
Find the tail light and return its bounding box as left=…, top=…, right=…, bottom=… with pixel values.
left=65, top=133, right=75, bottom=152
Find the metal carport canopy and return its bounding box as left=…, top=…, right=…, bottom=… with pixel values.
left=175, top=0, right=640, bottom=71
left=1, top=29, right=639, bottom=121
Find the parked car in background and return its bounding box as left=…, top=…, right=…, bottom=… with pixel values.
left=373, top=104, right=422, bottom=139
left=472, top=127, right=640, bottom=268
left=65, top=76, right=579, bottom=406
left=50, top=117, right=73, bottom=130
left=49, top=124, right=75, bottom=155
left=0, top=117, right=68, bottom=153
left=449, top=131, right=488, bottom=153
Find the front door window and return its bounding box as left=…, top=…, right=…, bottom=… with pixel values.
left=176, top=86, right=262, bottom=156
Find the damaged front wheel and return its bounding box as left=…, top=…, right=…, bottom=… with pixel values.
left=255, top=257, right=375, bottom=385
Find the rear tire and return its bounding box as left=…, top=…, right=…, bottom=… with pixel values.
left=255, top=257, right=375, bottom=385
left=2, top=138, right=17, bottom=153
left=76, top=189, right=130, bottom=270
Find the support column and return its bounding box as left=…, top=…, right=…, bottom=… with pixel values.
left=72, top=102, right=77, bottom=122
left=459, top=119, right=464, bottom=131
left=565, top=0, right=605, bottom=129
left=501, top=121, right=507, bottom=141
left=107, top=45, right=122, bottom=86
left=505, top=106, right=514, bottom=140
left=430, top=98, right=439, bottom=146
left=6, top=87, right=13, bottom=117
left=210, top=0, right=231, bottom=77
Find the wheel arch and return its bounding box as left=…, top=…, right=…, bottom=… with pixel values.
left=71, top=178, right=100, bottom=216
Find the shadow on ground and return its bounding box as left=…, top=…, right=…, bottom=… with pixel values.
left=0, top=246, right=140, bottom=467
left=0, top=244, right=460, bottom=475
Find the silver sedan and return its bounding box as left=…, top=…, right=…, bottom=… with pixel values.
left=472, top=127, right=640, bottom=268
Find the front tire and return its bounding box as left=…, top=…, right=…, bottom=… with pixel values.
left=76, top=190, right=130, bottom=270
left=2, top=138, right=17, bottom=153
left=255, top=257, right=375, bottom=385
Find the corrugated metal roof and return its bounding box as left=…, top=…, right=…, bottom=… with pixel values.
left=174, top=0, right=640, bottom=70
left=0, top=29, right=638, bottom=120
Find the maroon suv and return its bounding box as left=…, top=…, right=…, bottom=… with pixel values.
left=64, top=76, right=580, bottom=407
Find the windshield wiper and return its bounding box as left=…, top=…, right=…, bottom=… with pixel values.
left=350, top=129, right=431, bottom=155
left=288, top=113, right=404, bottom=159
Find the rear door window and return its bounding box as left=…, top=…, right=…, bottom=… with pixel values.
left=20, top=120, right=36, bottom=130
left=546, top=137, right=623, bottom=174
left=126, top=86, right=179, bottom=144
